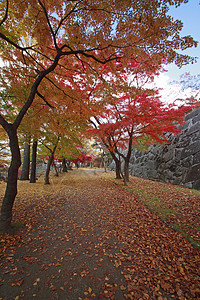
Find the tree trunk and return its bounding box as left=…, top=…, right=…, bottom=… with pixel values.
left=110, top=152, right=121, bottom=179
left=100, top=152, right=104, bottom=168
left=104, top=159, right=107, bottom=172
left=123, top=136, right=133, bottom=182
left=62, top=157, right=68, bottom=172
left=0, top=52, right=62, bottom=230
left=103, top=156, right=108, bottom=172
left=45, top=154, right=54, bottom=185
left=20, top=141, right=30, bottom=180
left=53, top=160, right=59, bottom=176
left=0, top=127, right=21, bottom=231
left=114, top=158, right=121, bottom=179
left=44, top=137, right=60, bottom=184
left=30, top=140, right=37, bottom=183
left=120, top=170, right=127, bottom=186
left=124, top=158, right=129, bottom=182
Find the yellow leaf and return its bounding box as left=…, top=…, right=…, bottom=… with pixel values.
left=124, top=274, right=132, bottom=281
left=84, top=292, right=88, bottom=295
left=105, top=276, right=109, bottom=281
left=114, top=260, right=121, bottom=268
left=88, top=287, right=92, bottom=293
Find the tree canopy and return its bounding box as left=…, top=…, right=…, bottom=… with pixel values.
left=0, top=0, right=198, bottom=229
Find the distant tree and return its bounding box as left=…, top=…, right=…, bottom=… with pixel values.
left=30, top=140, right=38, bottom=183
left=20, top=138, right=31, bottom=180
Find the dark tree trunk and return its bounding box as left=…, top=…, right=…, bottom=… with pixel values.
left=0, top=51, right=62, bottom=231
left=45, top=154, right=54, bottom=185
left=30, top=140, right=37, bottom=183
left=20, top=141, right=30, bottom=180
left=110, top=152, right=121, bottom=179
left=53, top=160, right=59, bottom=176
left=115, top=158, right=121, bottom=179
left=104, top=157, right=107, bottom=172
left=0, top=126, right=21, bottom=230
left=62, top=157, right=68, bottom=172
left=43, top=137, right=60, bottom=185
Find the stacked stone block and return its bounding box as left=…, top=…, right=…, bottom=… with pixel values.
left=109, top=107, right=200, bottom=190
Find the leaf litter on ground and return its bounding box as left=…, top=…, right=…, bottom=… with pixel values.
left=0, top=169, right=199, bottom=299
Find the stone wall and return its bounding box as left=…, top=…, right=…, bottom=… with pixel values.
left=110, top=107, right=200, bottom=190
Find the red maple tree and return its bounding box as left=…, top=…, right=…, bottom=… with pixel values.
left=90, top=56, right=193, bottom=183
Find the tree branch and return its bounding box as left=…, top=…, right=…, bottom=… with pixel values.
left=40, top=140, right=52, bottom=153
left=13, top=51, right=62, bottom=129
left=0, top=0, right=8, bottom=26
left=37, top=0, right=58, bottom=49
left=43, top=75, right=78, bottom=102
left=36, top=90, right=54, bottom=108
left=0, top=31, right=34, bottom=51
left=61, top=48, right=122, bottom=64
left=0, top=114, right=9, bottom=132
left=55, top=1, right=81, bottom=36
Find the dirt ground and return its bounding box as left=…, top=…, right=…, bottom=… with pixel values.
left=0, top=169, right=200, bottom=299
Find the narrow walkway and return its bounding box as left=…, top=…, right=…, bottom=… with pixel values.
left=0, top=169, right=199, bottom=299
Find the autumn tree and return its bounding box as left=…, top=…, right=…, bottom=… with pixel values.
left=0, top=0, right=198, bottom=229
left=90, top=55, right=193, bottom=183
left=0, top=62, right=45, bottom=182
left=38, top=93, right=88, bottom=184
left=92, top=92, right=192, bottom=183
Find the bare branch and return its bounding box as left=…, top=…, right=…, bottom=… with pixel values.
left=43, top=75, right=78, bottom=102
left=36, top=90, right=54, bottom=108
left=55, top=1, right=81, bottom=36
left=13, top=51, right=62, bottom=129
left=90, top=119, right=97, bottom=129
left=0, top=31, right=34, bottom=51
left=39, top=140, right=52, bottom=153
left=23, top=50, right=47, bottom=73
left=37, top=0, right=58, bottom=49
left=61, top=48, right=121, bottom=64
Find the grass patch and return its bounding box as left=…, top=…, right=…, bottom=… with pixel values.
left=104, top=172, right=200, bottom=248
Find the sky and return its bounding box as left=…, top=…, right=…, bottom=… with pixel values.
left=153, top=0, right=200, bottom=103
left=166, top=0, right=200, bottom=81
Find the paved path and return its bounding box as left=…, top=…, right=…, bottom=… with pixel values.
left=0, top=169, right=199, bottom=299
